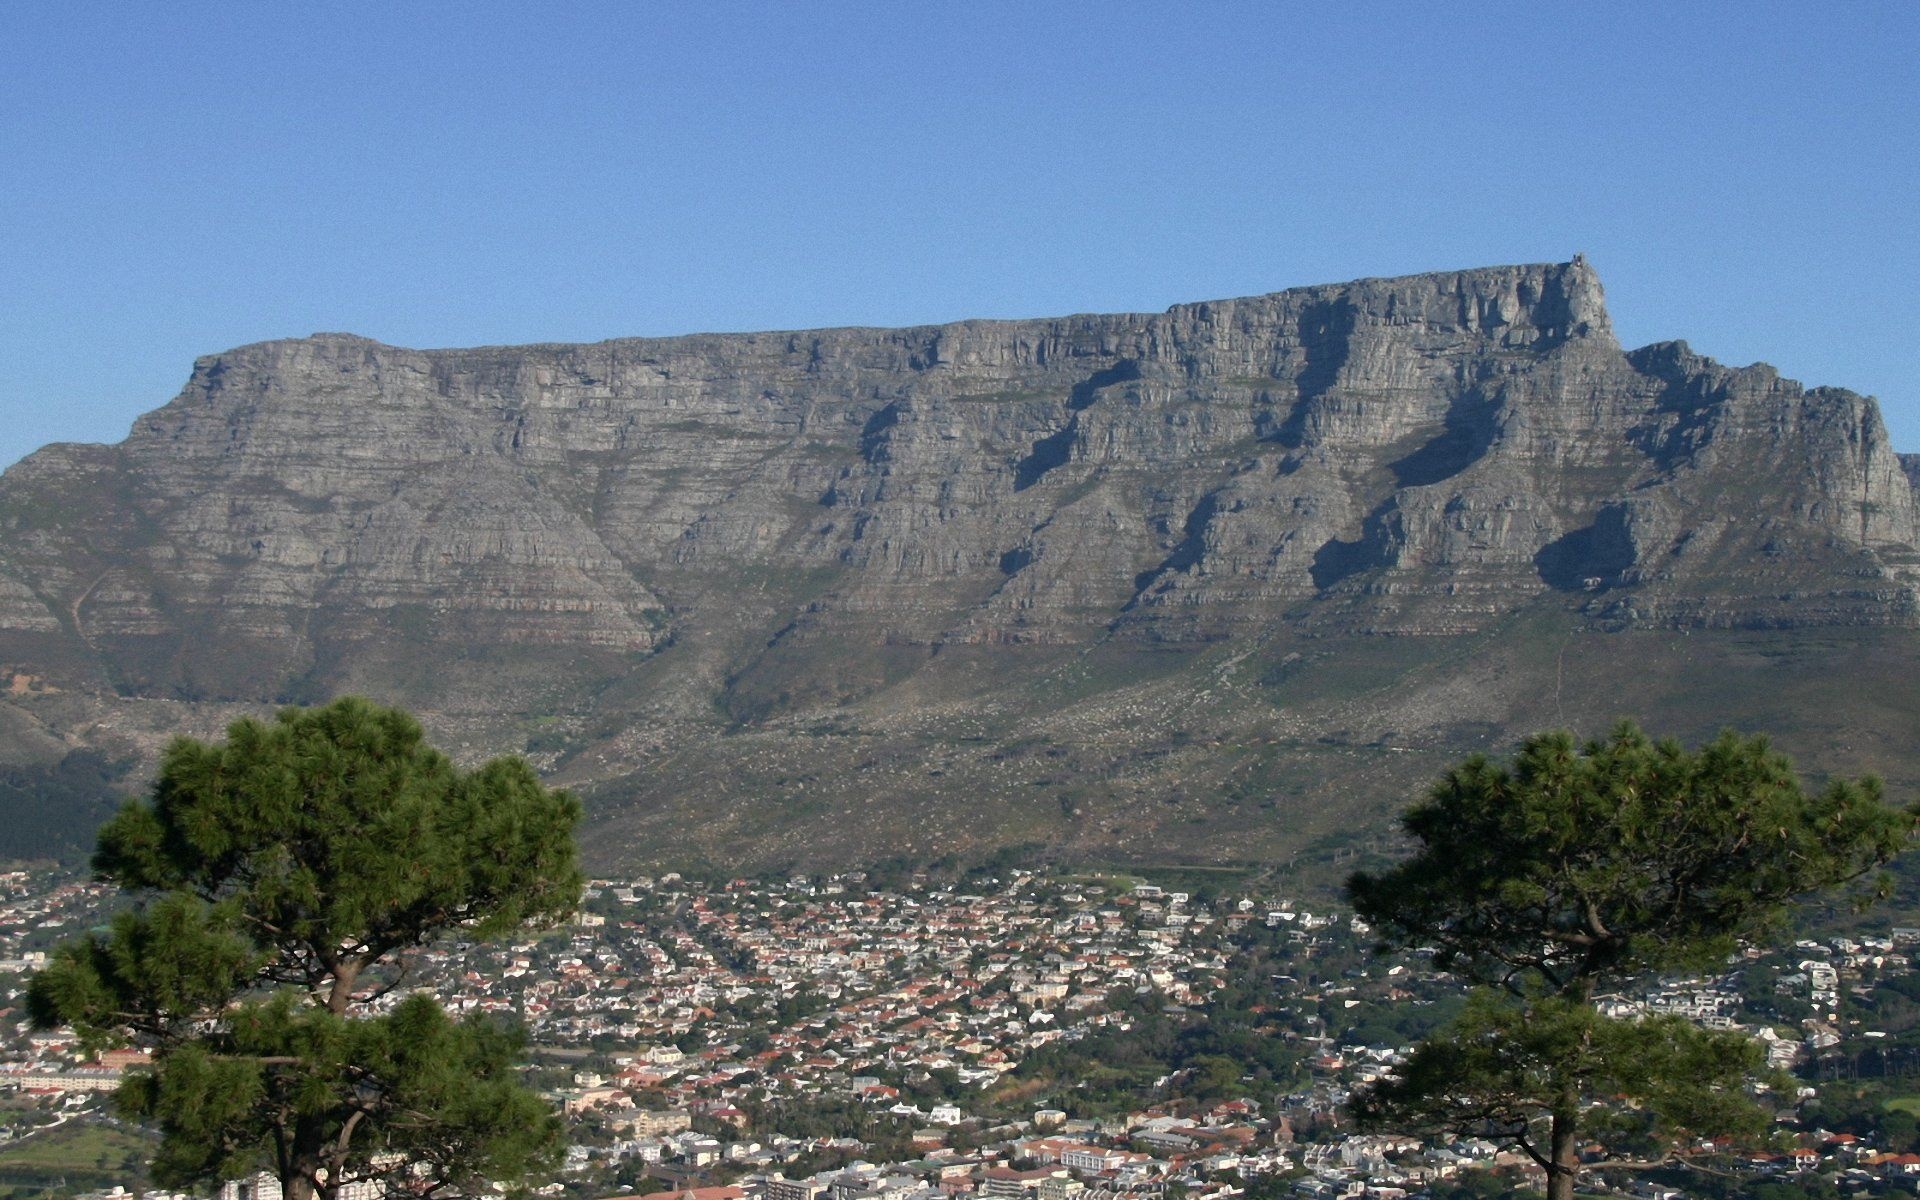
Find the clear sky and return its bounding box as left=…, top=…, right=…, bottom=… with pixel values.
left=3, top=3, right=1916, bottom=469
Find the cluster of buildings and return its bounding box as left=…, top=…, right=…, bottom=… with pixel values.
left=582, top=1100, right=1286, bottom=1200
left=6, top=867, right=1920, bottom=1197
left=416, top=870, right=1251, bottom=1102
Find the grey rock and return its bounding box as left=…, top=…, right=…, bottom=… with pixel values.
left=1, top=259, right=1916, bottom=870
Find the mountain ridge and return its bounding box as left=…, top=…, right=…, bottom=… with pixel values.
left=190, top=256, right=1615, bottom=355
left=2, top=259, right=1917, bottom=874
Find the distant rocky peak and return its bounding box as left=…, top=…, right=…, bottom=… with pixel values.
left=1230, top=257, right=1614, bottom=351
left=0, top=259, right=1915, bottom=871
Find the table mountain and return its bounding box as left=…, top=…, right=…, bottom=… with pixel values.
left=3, top=259, right=1917, bottom=873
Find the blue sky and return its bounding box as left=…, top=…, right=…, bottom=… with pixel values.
left=2, top=3, right=1916, bottom=468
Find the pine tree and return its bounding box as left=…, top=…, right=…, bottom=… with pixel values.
left=28, top=697, right=583, bottom=1199
left=1347, top=722, right=1913, bottom=1200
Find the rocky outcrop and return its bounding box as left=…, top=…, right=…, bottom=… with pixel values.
left=1, top=260, right=1916, bottom=868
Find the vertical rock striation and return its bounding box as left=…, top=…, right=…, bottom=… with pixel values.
left=1, top=259, right=1915, bottom=865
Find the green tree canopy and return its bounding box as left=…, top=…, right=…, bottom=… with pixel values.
left=1346, top=722, right=1913, bottom=1200
left=28, top=697, right=584, bottom=1200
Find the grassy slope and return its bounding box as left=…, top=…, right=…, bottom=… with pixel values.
left=570, top=596, right=1920, bottom=891
left=0, top=1119, right=152, bottom=1191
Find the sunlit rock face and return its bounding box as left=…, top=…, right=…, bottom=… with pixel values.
left=2, top=260, right=1916, bottom=868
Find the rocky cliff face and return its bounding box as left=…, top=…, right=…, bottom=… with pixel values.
left=3, top=260, right=1917, bottom=871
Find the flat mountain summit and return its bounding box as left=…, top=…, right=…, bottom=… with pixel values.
left=4, top=260, right=1918, bottom=873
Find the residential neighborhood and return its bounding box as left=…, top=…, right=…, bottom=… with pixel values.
left=5, top=865, right=1920, bottom=1197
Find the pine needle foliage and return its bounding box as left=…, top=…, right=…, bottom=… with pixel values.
left=1346, top=722, right=1914, bottom=1200
left=27, top=697, right=583, bottom=1200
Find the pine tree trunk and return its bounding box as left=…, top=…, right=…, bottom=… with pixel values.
left=1547, top=1107, right=1578, bottom=1200
left=285, top=1109, right=327, bottom=1200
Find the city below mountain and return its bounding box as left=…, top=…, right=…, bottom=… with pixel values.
left=1, top=259, right=1916, bottom=874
